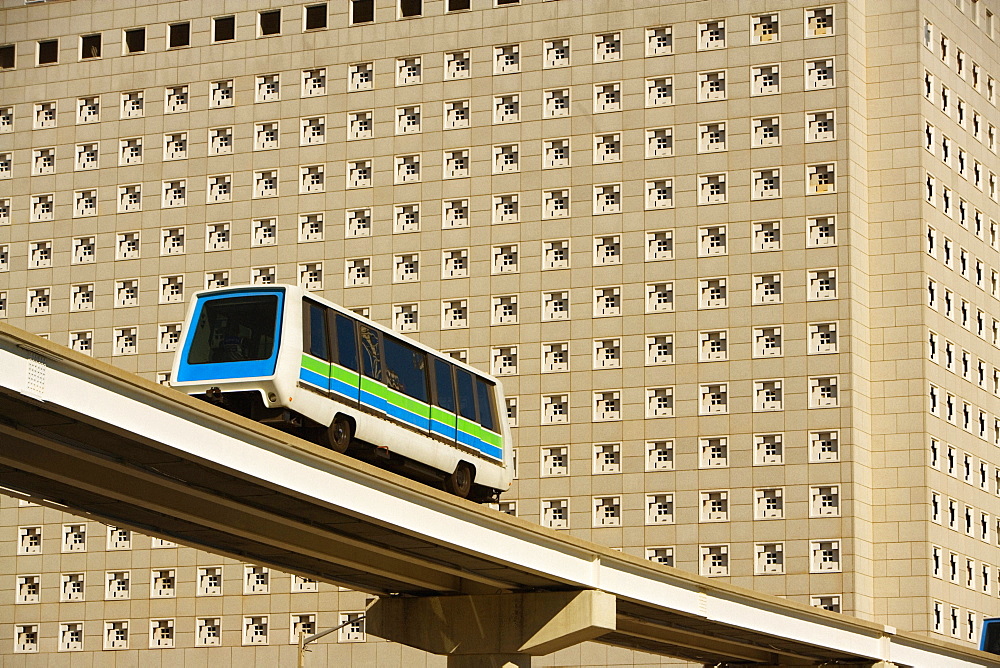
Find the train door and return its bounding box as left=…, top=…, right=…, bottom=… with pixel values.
left=358, top=324, right=389, bottom=415
left=430, top=358, right=458, bottom=441
left=301, top=301, right=332, bottom=393
left=382, top=335, right=431, bottom=431
left=328, top=312, right=362, bottom=403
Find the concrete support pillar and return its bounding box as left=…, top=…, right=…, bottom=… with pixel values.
left=367, top=589, right=615, bottom=662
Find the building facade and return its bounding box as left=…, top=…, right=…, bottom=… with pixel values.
left=1, top=0, right=999, bottom=662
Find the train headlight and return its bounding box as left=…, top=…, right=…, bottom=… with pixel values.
left=267, top=392, right=277, bottom=403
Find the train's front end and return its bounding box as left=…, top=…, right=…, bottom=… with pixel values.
left=171, top=286, right=296, bottom=419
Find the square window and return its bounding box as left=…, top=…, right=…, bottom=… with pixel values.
left=38, top=39, right=58, bottom=65
left=349, top=62, right=373, bottom=90
left=442, top=248, right=469, bottom=278
left=646, top=441, right=674, bottom=471
left=698, top=174, right=727, bottom=204
left=752, top=13, right=780, bottom=43
left=646, top=77, right=673, bottom=106
left=698, top=70, right=727, bottom=101
left=699, top=19, right=726, bottom=49
left=542, top=395, right=569, bottom=424
left=168, top=22, right=190, bottom=48
left=545, top=38, right=570, bottom=68
left=700, top=545, right=729, bottom=576
left=259, top=10, right=281, bottom=36
left=445, top=50, right=470, bottom=78
left=494, top=44, right=520, bottom=74
left=806, top=7, right=835, bottom=37
left=124, top=28, right=145, bottom=54
left=752, top=64, right=780, bottom=95
left=305, top=4, right=328, bottom=30
left=646, top=26, right=673, bottom=56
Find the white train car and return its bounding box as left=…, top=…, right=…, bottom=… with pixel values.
left=170, top=284, right=513, bottom=501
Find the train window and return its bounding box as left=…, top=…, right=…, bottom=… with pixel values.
left=304, top=302, right=330, bottom=360
left=187, top=295, right=278, bottom=364
left=475, top=378, right=497, bottom=431
left=383, top=335, right=429, bottom=402
left=333, top=314, right=359, bottom=371
left=359, top=325, right=382, bottom=379
left=433, top=358, right=456, bottom=412
left=456, top=369, right=477, bottom=421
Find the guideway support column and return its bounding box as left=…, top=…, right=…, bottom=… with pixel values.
left=367, top=589, right=617, bottom=667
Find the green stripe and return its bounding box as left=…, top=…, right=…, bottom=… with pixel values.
left=382, top=384, right=430, bottom=417
left=430, top=405, right=454, bottom=424
left=301, top=354, right=329, bottom=375
left=303, top=360, right=502, bottom=450
left=331, top=364, right=360, bottom=384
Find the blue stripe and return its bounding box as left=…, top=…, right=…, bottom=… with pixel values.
left=303, top=370, right=501, bottom=460
left=330, top=376, right=359, bottom=401
left=299, top=367, right=329, bottom=390
left=383, top=400, right=430, bottom=431
left=360, top=388, right=389, bottom=413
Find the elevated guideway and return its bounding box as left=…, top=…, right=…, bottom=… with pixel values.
left=0, top=322, right=993, bottom=667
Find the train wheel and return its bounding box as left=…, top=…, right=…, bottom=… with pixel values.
left=444, top=462, right=474, bottom=499
left=325, top=415, right=353, bottom=454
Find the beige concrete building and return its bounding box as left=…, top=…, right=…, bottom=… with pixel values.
left=1, top=0, right=999, bottom=663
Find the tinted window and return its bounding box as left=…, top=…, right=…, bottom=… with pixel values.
left=456, top=369, right=477, bottom=421
left=304, top=302, right=329, bottom=360
left=475, top=378, right=497, bottom=431
left=187, top=296, right=278, bottom=364
left=334, top=314, right=359, bottom=371
left=433, top=359, right=456, bottom=412
left=383, top=336, right=428, bottom=402
left=359, top=325, right=382, bottom=379
left=984, top=619, right=1000, bottom=654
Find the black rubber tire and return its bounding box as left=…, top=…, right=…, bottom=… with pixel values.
left=444, top=462, right=474, bottom=499
left=325, top=415, right=353, bottom=454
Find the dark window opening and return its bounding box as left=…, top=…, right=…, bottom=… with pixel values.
left=496, top=0, right=519, bottom=4
left=38, top=40, right=58, bottom=65
left=260, top=10, right=281, bottom=35
left=359, top=325, right=382, bottom=380
left=433, top=359, right=456, bottom=413
left=333, top=314, right=359, bottom=371
left=447, top=0, right=470, bottom=9
left=352, top=0, right=374, bottom=23
left=0, top=44, right=14, bottom=69
left=305, top=4, right=328, bottom=30
left=304, top=302, right=330, bottom=361
left=124, top=28, right=146, bottom=54
left=475, top=378, right=497, bottom=431
left=187, top=296, right=279, bottom=364
left=400, top=0, right=422, bottom=18
left=169, top=22, right=191, bottom=48
left=456, top=370, right=477, bottom=421
left=81, top=34, right=101, bottom=59
left=214, top=16, right=236, bottom=42
left=383, top=335, right=428, bottom=402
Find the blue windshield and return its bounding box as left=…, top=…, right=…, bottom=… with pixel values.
left=176, top=290, right=284, bottom=382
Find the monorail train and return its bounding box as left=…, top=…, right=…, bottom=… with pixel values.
left=170, top=285, right=513, bottom=502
